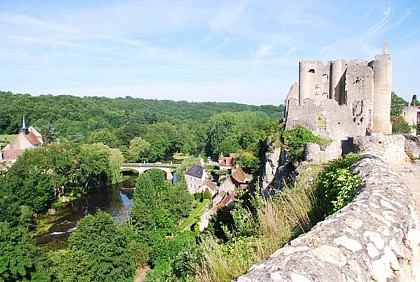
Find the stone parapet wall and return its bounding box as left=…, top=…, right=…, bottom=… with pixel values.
left=238, top=151, right=420, bottom=281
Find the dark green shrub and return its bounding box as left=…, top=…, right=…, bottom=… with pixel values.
left=391, top=115, right=412, bottom=134
left=318, top=153, right=360, bottom=215
left=281, top=125, right=327, bottom=165
left=203, top=188, right=213, bottom=200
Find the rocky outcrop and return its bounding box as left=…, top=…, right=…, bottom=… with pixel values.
left=262, top=147, right=281, bottom=189
left=403, top=134, right=420, bottom=160
left=261, top=147, right=290, bottom=196
left=238, top=137, right=420, bottom=281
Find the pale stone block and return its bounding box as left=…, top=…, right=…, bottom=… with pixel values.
left=363, top=231, right=385, bottom=250
left=367, top=243, right=380, bottom=258
left=312, top=245, right=347, bottom=267
left=333, top=235, right=363, bottom=252
left=291, top=272, right=312, bottom=282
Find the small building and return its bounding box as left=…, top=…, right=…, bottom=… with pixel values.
left=184, top=163, right=208, bottom=194
left=0, top=117, right=43, bottom=161
left=231, top=166, right=251, bottom=189
left=198, top=178, right=218, bottom=197
left=219, top=175, right=235, bottom=194
left=218, top=153, right=236, bottom=170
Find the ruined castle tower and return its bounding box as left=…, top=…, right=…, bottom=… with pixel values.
left=285, top=44, right=393, bottom=141
left=371, top=43, right=392, bottom=134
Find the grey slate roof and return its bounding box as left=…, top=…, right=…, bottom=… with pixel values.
left=185, top=164, right=204, bottom=178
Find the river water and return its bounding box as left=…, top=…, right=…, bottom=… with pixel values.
left=35, top=176, right=136, bottom=249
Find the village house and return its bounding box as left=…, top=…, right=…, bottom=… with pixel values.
left=218, top=153, right=236, bottom=170
left=184, top=163, right=208, bottom=194
left=231, top=166, right=251, bottom=189
left=198, top=178, right=218, bottom=197
left=0, top=117, right=43, bottom=161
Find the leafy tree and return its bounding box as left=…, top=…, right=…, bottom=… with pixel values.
left=40, top=123, right=57, bottom=144
left=0, top=207, right=50, bottom=282
left=87, top=129, right=119, bottom=148
left=78, top=143, right=111, bottom=188
left=390, top=92, right=407, bottom=116
left=126, top=137, right=150, bottom=163
left=391, top=115, right=412, bottom=134
left=235, top=150, right=259, bottom=171
left=318, top=153, right=360, bottom=215
left=207, top=112, right=242, bottom=156
left=108, top=149, right=124, bottom=184
left=56, top=211, right=138, bottom=282
left=390, top=92, right=414, bottom=134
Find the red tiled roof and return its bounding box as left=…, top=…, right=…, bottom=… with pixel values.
left=25, top=131, right=41, bottom=145
left=202, top=178, right=217, bottom=191
left=220, top=192, right=235, bottom=209
left=2, top=149, right=23, bottom=160
left=219, top=154, right=235, bottom=167
left=231, top=166, right=247, bottom=183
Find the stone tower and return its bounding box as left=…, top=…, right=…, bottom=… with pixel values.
left=371, top=43, right=392, bottom=134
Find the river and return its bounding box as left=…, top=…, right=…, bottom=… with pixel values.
left=35, top=175, right=137, bottom=249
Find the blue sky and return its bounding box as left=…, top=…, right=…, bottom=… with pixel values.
left=0, top=0, right=419, bottom=105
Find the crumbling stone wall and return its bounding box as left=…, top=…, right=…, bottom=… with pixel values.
left=285, top=44, right=392, bottom=142
left=402, top=106, right=418, bottom=136
left=238, top=136, right=420, bottom=282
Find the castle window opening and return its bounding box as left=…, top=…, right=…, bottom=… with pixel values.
left=322, top=74, right=328, bottom=84
left=322, top=92, right=328, bottom=100
left=317, top=115, right=326, bottom=130
left=309, top=68, right=315, bottom=73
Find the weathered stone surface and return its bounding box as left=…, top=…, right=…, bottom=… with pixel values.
left=237, top=149, right=420, bottom=282
left=333, top=235, right=363, bottom=252
left=403, top=135, right=420, bottom=159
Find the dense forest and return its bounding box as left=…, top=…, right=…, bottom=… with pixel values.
left=0, top=91, right=283, bottom=163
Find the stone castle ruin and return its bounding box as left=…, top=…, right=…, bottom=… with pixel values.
left=285, top=44, right=393, bottom=142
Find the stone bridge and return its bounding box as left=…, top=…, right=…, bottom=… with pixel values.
left=238, top=134, right=420, bottom=282
left=121, top=163, right=180, bottom=180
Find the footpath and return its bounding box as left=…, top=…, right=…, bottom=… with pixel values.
left=392, top=160, right=420, bottom=222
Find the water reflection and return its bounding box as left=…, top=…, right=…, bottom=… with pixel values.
left=35, top=176, right=136, bottom=247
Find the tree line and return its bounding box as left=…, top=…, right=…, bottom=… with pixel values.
left=0, top=91, right=283, bottom=164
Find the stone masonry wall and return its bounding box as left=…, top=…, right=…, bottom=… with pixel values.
left=238, top=139, right=420, bottom=281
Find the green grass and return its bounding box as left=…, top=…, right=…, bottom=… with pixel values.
left=0, top=134, right=17, bottom=147
left=31, top=211, right=72, bottom=237
left=178, top=199, right=210, bottom=232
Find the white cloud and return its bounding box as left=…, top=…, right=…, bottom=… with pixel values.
left=368, top=6, right=392, bottom=33
left=210, top=1, right=249, bottom=31
left=255, top=44, right=274, bottom=59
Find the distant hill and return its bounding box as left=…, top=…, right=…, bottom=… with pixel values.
left=0, top=91, right=283, bottom=135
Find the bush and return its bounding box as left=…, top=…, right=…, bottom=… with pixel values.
left=203, top=189, right=213, bottom=200
left=318, top=153, right=360, bottom=215
left=391, top=115, right=412, bottom=134
left=281, top=125, right=327, bottom=165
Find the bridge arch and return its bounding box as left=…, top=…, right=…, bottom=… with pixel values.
left=121, top=163, right=179, bottom=181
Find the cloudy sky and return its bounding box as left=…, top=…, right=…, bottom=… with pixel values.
left=0, top=0, right=419, bottom=105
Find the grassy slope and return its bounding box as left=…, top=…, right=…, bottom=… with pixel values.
left=178, top=199, right=210, bottom=232
left=0, top=134, right=17, bottom=147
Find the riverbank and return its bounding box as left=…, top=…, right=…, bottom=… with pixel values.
left=33, top=175, right=136, bottom=250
